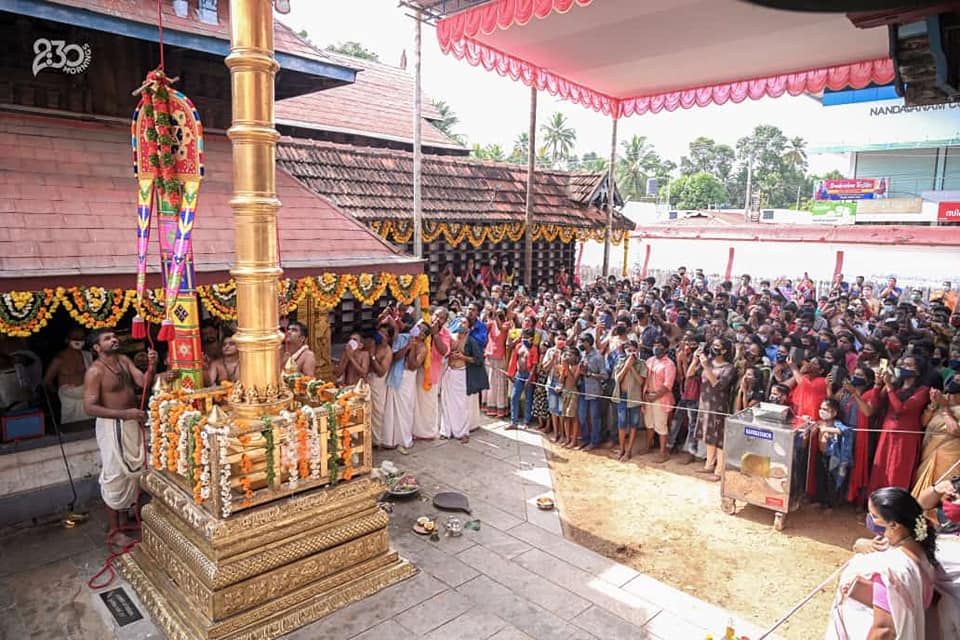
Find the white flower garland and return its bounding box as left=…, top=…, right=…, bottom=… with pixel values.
left=156, top=399, right=177, bottom=471
left=176, top=410, right=201, bottom=477
left=203, top=424, right=232, bottom=518
left=302, top=405, right=322, bottom=480
left=279, top=410, right=299, bottom=490
left=199, top=427, right=211, bottom=501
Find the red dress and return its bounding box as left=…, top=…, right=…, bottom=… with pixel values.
left=844, top=388, right=878, bottom=504
left=868, top=386, right=929, bottom=492
left=791, top=375, right=828, bottom=497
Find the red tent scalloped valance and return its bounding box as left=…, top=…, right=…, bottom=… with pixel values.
left=437, top=0, right=896, bottom=119
left=618, top=58, right=895, bottom=116
left=436, top=0, right=593, bottom=45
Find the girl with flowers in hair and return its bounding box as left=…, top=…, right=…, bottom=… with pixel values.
left=826, top=487, right=937, bottom=639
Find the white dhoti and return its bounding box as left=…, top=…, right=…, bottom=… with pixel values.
left=367, top=373, right=388, bottom=446
left=383, top=369, right=415, bottom=449
left=58, top=384, right=89, bottom=424
left=469, top=391, right=481, bottom=432
left=413, top=369, right=440, bottom=440
left=95, top=417, right=144, bottom=511
left=440, top=367, right=470, bottom=439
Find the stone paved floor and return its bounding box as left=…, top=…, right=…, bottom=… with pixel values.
left=0, top=421, right=774, bottom=640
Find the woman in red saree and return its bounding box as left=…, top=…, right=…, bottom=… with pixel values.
left=834, top=366, right=878, bottom=505
left=869, top=356, right=930, bottom=492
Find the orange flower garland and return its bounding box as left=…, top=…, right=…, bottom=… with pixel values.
left=0, top=288, right=60, bottom=337
left=0, top=274, right=431, bottom=337
left=340, top=426, right=354, bottom=481
left=58, top=286, right=134, bottom=330
left=295, top=410, right=310, bottom=481
left=236, top=433, right=254, bottom=507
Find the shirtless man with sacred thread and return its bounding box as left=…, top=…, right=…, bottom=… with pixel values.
left=83, top=329, right=156, bottom=548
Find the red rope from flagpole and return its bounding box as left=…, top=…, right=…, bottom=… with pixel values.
left=156, top=0, right=165, bottom=71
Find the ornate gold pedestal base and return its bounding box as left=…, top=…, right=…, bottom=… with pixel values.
left=120, top=473, right=415, bottom=640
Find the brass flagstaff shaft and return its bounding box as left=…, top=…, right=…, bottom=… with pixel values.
left=227, top=0, right=282, bottom=395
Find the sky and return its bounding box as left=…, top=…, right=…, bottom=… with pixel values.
left=284, top=1, right=960, bottom=175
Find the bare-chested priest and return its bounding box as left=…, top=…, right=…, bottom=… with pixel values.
left=82, top=329, right=156, bottom=548
left=282, top=321, right=316, bottom=377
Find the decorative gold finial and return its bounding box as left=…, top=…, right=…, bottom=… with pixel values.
left=208, top=404, right=226, bottom=426
left=229, top=381, right=244, bottom=404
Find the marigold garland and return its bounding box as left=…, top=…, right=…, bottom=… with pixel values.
left=340, top=425, right=354, bottom=481
left=371, top=220, right=623, bottom=248
left=139, top=288, right=167, bottom=325
left=197, top=280, right=238, bottom=321
left=0, top=288, right=60, bottom=337
left=58, top=286, right=135, bottom=330
left=313, top=273, right=351, bottom=310
left=0, top=273, right=430, bottom=337
left=347, top=273, right=390, bottom=307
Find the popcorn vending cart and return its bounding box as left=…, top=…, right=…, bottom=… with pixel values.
left=720, top=404, right=813, bottom=531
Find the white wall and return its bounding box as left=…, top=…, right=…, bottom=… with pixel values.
left=579, top=237, right=960, bottom=287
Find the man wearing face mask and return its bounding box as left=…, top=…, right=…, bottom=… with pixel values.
left=643, top=337, right=676, bottom=462
left=43, top=326, right=93, bottom=424
left=506, top=328, right=539, bottom=429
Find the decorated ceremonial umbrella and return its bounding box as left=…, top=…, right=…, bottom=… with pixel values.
left=131, top=68, right=205, bottom=388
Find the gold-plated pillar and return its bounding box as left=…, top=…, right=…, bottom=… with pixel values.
left=226, top=0, right=284, bottom=412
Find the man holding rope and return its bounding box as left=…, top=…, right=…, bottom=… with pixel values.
left=82, top=329, right=156, bottom=549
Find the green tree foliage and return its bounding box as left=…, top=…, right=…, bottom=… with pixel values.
left=540, top=112, right=577, bottom=164
left=535, top=145, right=553, bottom=168
left=508, top=132, right=529, bottom=164
left=675, top=172, right=728, bottom=209
left=580, top=151, right=607, bottom=172
left=326, top=41, right=380, bottom=61
left=431, top=100, right=465, bottom=145
left=483, top=144, right=506, bottom=162
left=730, top=125, right=808, bottom=209
left=614, top=135, right=676, bottom=200
left=679, top=137, right=736, bottom=191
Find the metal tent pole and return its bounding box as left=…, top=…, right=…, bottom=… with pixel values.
left=523, top=84, right=537, bottom=287
left=413, top=8, right=423, bottom=259
left=602, top=116, right=618, bottom=277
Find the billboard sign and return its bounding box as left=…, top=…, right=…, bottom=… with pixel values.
left=814, top=178, right=888, bottom=201
left=811, top=201, right=856, bottom=225
left=938, top=202, right=960, bottom=222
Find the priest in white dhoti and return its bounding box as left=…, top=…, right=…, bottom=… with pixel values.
left=43, top=327, right=93, bottom=424
left=441, top=323, right=471, bottom=442
left=383, top=324, right=424, bottom=452
left=366, top=325, right=395, bottom=447
left=414, top=309, right=450, bottom=440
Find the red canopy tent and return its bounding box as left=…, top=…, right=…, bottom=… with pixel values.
left=433, top=0, right=895, bottom=118
left=403, top=0, right=958, bottom=277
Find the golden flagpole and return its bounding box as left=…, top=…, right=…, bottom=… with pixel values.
left=226, top=0, right=286, bottom=416
left=120, top=6, right=414, bottom=637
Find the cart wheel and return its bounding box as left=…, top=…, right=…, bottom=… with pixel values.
left=721, top=497, right=736, bottom=515
left=773, top=512, right=786, bottom=531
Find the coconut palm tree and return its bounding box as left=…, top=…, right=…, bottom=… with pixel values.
left=783, top=136, right=808, bottom=171
left=484, top=144, right=506, bottom=162
left=539, top=112, right=576, bottom=165
left=535, top=145, right=552, bottom=168
left=511, top=132, right=529, bottom=159
left=470, top=143, right=486, bottom=160
left=432, top=99, right=466, bottom=145
left=616, top=135, right=657, bottom=200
